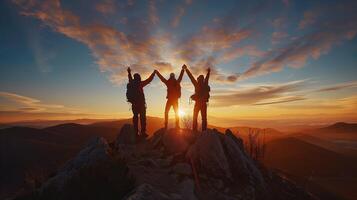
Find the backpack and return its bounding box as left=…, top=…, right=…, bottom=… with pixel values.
left=126, top=81, right=143, bottom=103
left=191, top=83, right=210, bottom=102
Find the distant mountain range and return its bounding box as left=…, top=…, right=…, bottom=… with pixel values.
left=1, top=120, right=357, bottom=199
left=316, top=122, right=357, bottom=134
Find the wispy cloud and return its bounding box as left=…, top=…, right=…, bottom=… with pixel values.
left=298, top=10, right=320, bottom=29
left=271, top=31, right=288, bottom=45
left=13, top=0, right=176, bottom=84
left=170, top=0, right=192, bottom=28
left=240, top=2, right=357, bottom=80
left=211, top=80, right=306, bottom=107
left=95, top=0, right=116, bottom=15
left=0, top=91, right=78, bottom=113
left=316, top=81, right=357, bottom=92
left=148, top=0, right=159, bottom=25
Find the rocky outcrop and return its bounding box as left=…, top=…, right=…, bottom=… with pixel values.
left=20, top=127, right=315, bottom=200
left=162, top=129, right=191, bottom=155
left=39, top=136, right=111, bottom=192
left=116, top=124, right=137, bottom=145
left=186, top=129, right=267, bottom=199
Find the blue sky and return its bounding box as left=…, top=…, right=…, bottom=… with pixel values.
left=0, top=0, right=356, bottom=126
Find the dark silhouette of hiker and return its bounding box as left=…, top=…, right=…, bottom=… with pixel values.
left=184, top=65, right=210, bottom=131
left=155, top=65, right=185, bottom=129
left=126, top=67, right=155, bottom=138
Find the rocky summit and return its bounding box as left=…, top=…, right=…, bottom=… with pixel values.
left=16, top=125, right=316, bottom=200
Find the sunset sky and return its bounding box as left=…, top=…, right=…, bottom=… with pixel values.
left=0, top=0, right=357, bottom=127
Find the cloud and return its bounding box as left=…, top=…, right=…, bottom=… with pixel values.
left=148, top=0, right=159, bottom=25
left=171, top=6, right=185, bottom=28
left=241, top=9, right=357, bottom=80
left=277, top=95, right=357, bottom=111
left=0, top=91, right=78, bottom=113
left=170, top=0, right=192, bottom=28
left=220, top=45, right=264, bottom=63
left=175, top=10, right=253, bottom=83
left=0, top=110, right=105, bottom=123
left=271, top=31, right=288, bottom=44
left=210, top=80, right=306, bottom=107
left=13, top=0, right=175, bottom=84
left=298, top=10, right=320, bottom=29
left=253, top=96, right=306, bottom=105
left=95, top=0, right=116, bottom=15
left=316, top=81, right=357, bottom=92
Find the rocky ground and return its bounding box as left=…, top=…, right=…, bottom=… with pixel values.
left=15, top=124, right=317, bottom=200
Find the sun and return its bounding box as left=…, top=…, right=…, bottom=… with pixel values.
left=178, top=109, right=186, bottom=118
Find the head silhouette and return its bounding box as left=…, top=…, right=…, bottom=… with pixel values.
left=133, top=73, right=141, bottom=82
left=169, top=73, right=176, bottom=80
left=197, top=75, right=204, bottom=84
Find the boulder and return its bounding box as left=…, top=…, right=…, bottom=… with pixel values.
left=172, top=163, right=192, bottom=176
left=186, top=129, right=266, bottom=195
left=220, top=131, right=266, bottom=191
left=225, top=129, right=244, bottom=151
left=116, top=124, right=137, bottom=145
left=162, top=129, right=190, bottom=155
left=40, top=136, right=111, bottom=192
left=125, top=183, right=171, bottom=200
left=177, top=179, right=197, bottom=200
left=186, top=130, right=232, bottom=180
left=149, top=128, right=166, bottom=148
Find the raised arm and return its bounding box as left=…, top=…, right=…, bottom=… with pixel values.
left=177, top=68, right=185, bottom=83
left=204, top=68, right=210, bottom=84
left=184, top=65, right=197, bottom=86
left=127, top=67, right=133, bottom=82
left=142, top=71, right=156, bottom=87
left=155, top=70, right=167, bottom=84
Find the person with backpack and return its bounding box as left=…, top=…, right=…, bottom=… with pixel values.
left=184, top=64, right=211, bottom=131
left=126, top=67, right=156, bottom=138
left=155, top=65, right=185, bottom=129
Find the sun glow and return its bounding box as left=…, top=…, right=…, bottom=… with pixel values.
left=179, top=109, right=186, bottom=117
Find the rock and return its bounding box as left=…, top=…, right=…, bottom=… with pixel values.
left=178, top=179, right=197, bottom=200
left=225, top=129, right=244, bottom=151
left=162, top=129, right=190, bottom=155
left=116, top=144, right=136, bottom=160
left=116, top=124, right=137, bottom=145
left=125, top=183, right=171, bottom=200
left=149, top=128, right=166, bottom=148
left=186, top=129, right=267, bottom=198
left=40, top=136, right=111, bottom=192
left=220, top=130, right=266, bottom=191
left=186, top=130, right=232, bottom=180
left=172, top=163, right=192, bottom=176
left=134, top=158, right=159, bottom=168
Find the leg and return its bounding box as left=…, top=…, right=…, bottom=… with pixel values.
left=140, top=104, right=147, bottom=137
left=164, top=100, right=171, bottom=129
left=132, top=104, right=139, bottom=135
left=192, top=102, right=200, bottom=132
left=201, top=102, right=207, bottom=131
left=172, top=99, right=179, bottom=128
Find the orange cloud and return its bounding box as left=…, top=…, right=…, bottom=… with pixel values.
left=0, top=91, right=79, bottom=113
left=13, top=0, right=170, bottom=83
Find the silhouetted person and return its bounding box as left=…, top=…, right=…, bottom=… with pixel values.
left=184, top=65, right=210, bottom=131
left=155, top=65, right=185, bottom=129
left=126, top=67, right=155, bottom=138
